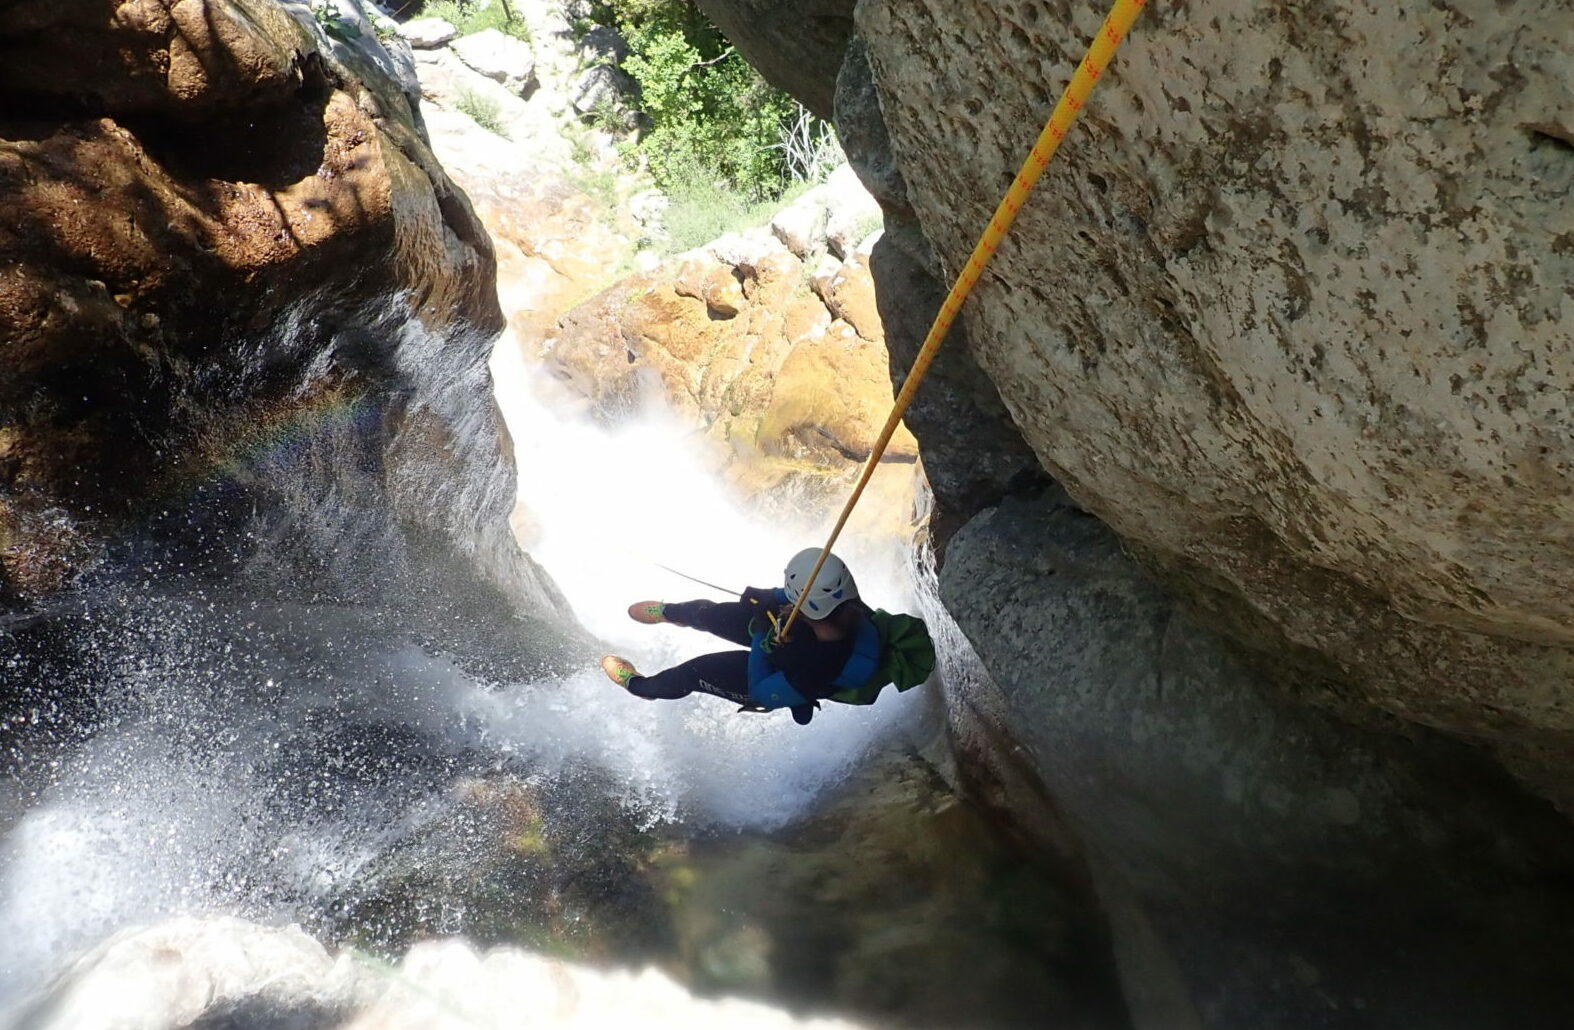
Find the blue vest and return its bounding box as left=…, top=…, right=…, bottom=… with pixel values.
left=747, top=611, right=884, bottom=710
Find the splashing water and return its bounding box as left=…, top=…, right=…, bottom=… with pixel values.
left=483, top=335, right=924, bottom=828
left=0, top=336, right=923, bottom=1026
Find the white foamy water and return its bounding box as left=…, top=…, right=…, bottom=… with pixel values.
left=19, top=916, right=869, bottom=1030
left=0, top=336, right=923, bottom=1028
left=484, top=335, right=924, bottom=829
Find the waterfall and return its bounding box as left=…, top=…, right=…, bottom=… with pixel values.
left=0, top=336, right=924, bottom=1029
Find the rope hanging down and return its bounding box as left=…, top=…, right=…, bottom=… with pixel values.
left=779, top=0, right=1149, bottom=641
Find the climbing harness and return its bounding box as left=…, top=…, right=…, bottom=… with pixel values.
left=745, top=604, right=885, bottom=711
left=778, top=0, right=1149, bottom=642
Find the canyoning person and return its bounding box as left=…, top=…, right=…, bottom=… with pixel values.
left=600, top=547, right=935, bottom=725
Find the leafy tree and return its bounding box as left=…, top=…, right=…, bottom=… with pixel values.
left=594, top=1, right=796, bottom=201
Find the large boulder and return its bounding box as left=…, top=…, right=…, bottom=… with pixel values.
left=849, top=1, right=1574, bottom=802
left=941, top=492, right=1574, bottom=1029
left=692, top=0, right=1574, bottom=1024
left=451, top=28, right=537, bottom=97
left=401, top=16, right=457, bottom=49
left=0, top=0, right=574, bottom=654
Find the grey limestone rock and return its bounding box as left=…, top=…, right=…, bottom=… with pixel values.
left=833, top=34, right=911, bottom=219
left=399, top=16, right=457, bottom=49
left=451, top=27, right=537, bottom=96
left=570, top=63, right=640, bottom=127
left=868, top=225, right=1048, bottom=554
left=854, top=0, right=1574, bottom=806
left=576, top=25, right=629, bottom=66
left=942, top=493, right=1574, bottom=1030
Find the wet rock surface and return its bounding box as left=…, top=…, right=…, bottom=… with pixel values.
left=0, top=0, right=568, bottom=647
left=315, top=741, right=1125, bottom=1030
left=942, top=492, right=1574, bottom=1028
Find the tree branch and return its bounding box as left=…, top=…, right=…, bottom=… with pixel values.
left=688, top=47, right=735, bottom=71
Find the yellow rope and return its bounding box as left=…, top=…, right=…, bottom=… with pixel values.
left=779, top=0, right=1149, bottom=641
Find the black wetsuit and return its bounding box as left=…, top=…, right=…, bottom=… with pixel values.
left=626, top=594, right=857, bottom=721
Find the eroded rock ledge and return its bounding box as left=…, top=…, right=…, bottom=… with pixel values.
left=0, top=0, right=571, bottom=659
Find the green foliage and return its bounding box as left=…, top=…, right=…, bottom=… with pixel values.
left=569, top=167, right=619, bottom=212
left=593, top=1, right=796, bottom=203
left=421, top=0, right=531, bottom=43
left=456, top=88, right=509, bottom=137
left=662, top=175, right=816, bottom=255
left=309, top=0, right=362, bottom=42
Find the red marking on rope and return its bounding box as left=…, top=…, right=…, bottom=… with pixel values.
left=1088, top=65, right=1102, bottom=82
left=1068, top=96, right=1082, bottom=112
left=1033, top=151, right=1048, bottom=168
left=1106, top=24, right=1119, bottom=44
left=1050, top=125, right=1065, bottom=140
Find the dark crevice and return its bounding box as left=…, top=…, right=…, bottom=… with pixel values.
left=123, top=57, right=335, bottom=188
left=1525, top=123, right=1574, bottom=152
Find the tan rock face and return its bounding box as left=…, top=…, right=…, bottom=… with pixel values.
left=543, top=234, right=917, bottom=511
left=856, top=0, right=1574, bottom=796
left=0, top=0, right=504, bottom=604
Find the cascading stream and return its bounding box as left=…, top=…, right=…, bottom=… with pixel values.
left=0, top=338, right=927, bottom=1028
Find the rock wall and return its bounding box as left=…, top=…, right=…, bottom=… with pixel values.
left=940, top=490, right=1574, bottom=1028
left=690, top=0, right=1574, bottom=1025
left=538, top=173, right=918, bottom=532
left=852, top=0, right=1574, bottom=802
left=0, top=0, right=579, bottom=662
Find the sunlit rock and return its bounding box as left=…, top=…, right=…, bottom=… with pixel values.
left=570, top=63, right=641, bottom=127
left=770, top=195, right=831, bottom=260
left=400, top=16, right=456, bottom=49
left=542, top=215, right=916, bottom=519
left=452, top=28, right=537, bottom=97
left=820, top=164, right=883, bottom=260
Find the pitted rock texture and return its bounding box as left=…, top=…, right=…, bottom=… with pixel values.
left=541, top=225, right=917, bottom=523
left=0, top=0, right=575, bottom=659
left=851, top=0, right=1574, bottom=798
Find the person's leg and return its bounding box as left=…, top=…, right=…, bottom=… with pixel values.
left=661, top=599, right=756, bottom=648
left=627, top=650, right=752, bottom=706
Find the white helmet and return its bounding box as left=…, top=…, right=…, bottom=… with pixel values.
left=783, top=547, right=858, bottom=619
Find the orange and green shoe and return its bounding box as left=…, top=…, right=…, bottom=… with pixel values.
left=601, top=655, right=640, bottom=689
left=627, top=601, right=668, bottom=625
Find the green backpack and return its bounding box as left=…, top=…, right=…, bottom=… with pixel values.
left=827, top=609, right=937, bottom=706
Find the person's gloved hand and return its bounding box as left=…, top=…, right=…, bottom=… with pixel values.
left=740, top=585, right=778, bottom=607
left=790, top=703, right=816, bottom=726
